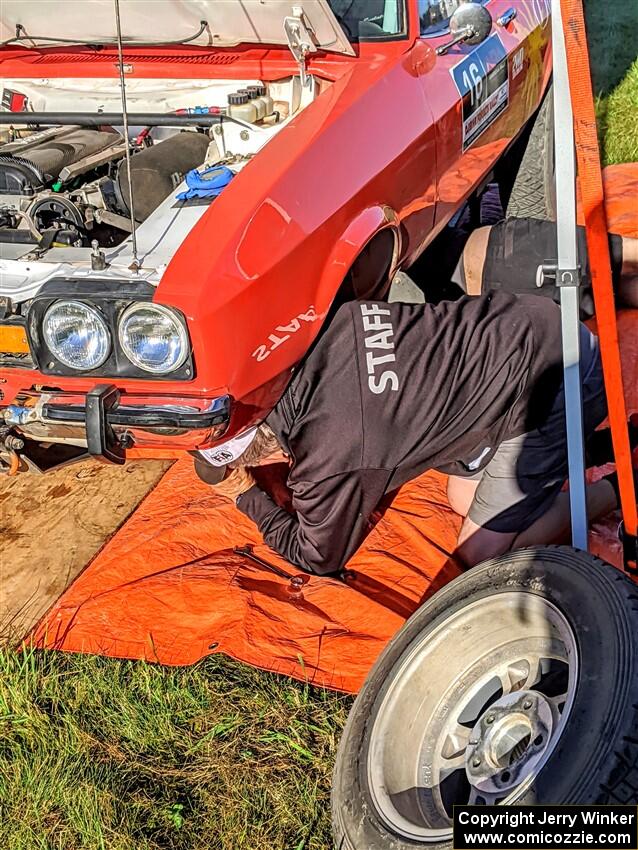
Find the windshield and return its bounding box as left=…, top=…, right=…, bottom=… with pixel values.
left=327, top=0, right=407, bottom=41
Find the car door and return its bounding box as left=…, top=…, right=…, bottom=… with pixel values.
left=417, top=0, right=552, bottom=232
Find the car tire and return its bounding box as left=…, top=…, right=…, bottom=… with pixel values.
left=332, top=546, right=638, bottom=850
left=505, top=85, right=555, bottom=220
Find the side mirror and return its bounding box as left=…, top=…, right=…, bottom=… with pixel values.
left=436, top=2, right=493, bottom=55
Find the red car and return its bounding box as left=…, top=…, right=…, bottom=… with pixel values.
left=0, top=0, right=552, bottom=472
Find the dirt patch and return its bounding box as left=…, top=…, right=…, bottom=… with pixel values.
left=0, top=459, right=171, bottom=641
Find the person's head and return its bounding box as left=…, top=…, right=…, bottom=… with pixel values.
left=228, top=422, right=287, bottom=468
left=192, top=422, right=287, bottom=485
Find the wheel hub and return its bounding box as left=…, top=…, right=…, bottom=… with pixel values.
left=465, top=690, right=554, bottom=794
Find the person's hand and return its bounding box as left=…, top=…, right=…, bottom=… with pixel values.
left=211, top=467, right=256, bottom=501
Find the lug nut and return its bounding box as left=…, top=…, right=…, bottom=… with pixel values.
left=472, top=757, right=482, bottom=768
left=485, top=715, right=495, bottom=725
left=523, top=699, right=533, bottom=710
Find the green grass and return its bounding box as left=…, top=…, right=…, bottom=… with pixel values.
left=1, top=9, right=637, bottom=850
left=0, top=647, right=350, bottom=850
left=585, top=0, right=638, bottom=165
left=584, top=0, right=637, bottom=97
left=596, top=58, right=638, bottom=166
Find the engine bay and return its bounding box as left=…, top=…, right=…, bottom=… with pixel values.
left=0, top=75, right=317, bottom=265
left=0, top=123, right=213, bottom=251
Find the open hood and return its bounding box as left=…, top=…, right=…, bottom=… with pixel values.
left=0, top=0, right=355, bottom=56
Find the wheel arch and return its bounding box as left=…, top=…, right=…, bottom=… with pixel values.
left=316, top=205, right=401, bottom=309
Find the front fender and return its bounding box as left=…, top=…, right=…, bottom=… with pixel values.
left=158, top=50, right=429, bottom=406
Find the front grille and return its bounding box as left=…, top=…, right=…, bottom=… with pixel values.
left=0, top=351, right=34, bottom=369
left=32, top=51, right=240, bottom=65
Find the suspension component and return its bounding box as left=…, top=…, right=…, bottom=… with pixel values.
left=4, top=433, right=24, bottom=451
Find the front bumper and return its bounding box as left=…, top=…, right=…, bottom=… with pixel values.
left=4, top=386, right=230, bottom=464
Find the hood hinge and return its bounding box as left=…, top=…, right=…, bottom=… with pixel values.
left=283, top=6, right=318, bottom=87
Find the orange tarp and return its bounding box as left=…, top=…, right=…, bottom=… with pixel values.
left=32, top=165, right=638, bottom=693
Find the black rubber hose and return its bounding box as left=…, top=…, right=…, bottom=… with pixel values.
left=0, top=112, right=236, bottom=128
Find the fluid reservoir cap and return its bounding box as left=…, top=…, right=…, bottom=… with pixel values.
left=246, top=86, right=262, bottom=98
left=254, top=85, right=267, bottom=97
left=228, top=92, right=249, bottom=105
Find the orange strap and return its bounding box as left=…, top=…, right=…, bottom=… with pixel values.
left=561, top=0, right=638, bottom=548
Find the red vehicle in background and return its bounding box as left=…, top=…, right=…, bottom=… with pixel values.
left=0, top=0, right=553, bottom=473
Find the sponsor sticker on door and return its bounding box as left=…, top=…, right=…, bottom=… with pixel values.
left=450, top=34, right=509, bottom=151
left=512, top=46, right=525, bottom=79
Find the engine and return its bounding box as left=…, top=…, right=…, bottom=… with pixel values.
left=0, top=126, right=210, bottom=250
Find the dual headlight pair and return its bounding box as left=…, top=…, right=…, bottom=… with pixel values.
left=42, top=300, right=189, bottom=375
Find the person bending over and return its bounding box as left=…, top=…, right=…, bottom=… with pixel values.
left=454, top=218, right=638, bottom=315
left=198, top=293, right=635, bottom=575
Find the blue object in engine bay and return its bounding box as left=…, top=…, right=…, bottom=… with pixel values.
left=176, top=164, right=235, bottom=201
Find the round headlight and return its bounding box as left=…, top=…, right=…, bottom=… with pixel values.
left=43, top=301, right=111, bottom=370
left=118, top=303, right=188, bottom=374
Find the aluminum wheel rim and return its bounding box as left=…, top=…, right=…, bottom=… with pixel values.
left=366, top=592, right=578, bottom=843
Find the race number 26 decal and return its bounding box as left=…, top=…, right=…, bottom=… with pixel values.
left=450, top=34, right=509, bottom=151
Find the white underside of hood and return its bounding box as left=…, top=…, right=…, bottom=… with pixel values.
left=0, top=0, right=354, bottom=55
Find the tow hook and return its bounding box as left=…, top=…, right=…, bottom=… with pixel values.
left=3, top=402, right=41, bottom=427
